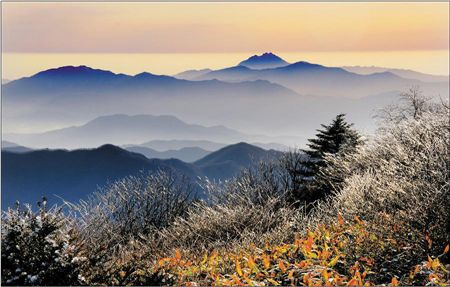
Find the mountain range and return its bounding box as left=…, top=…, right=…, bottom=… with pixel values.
left=193, top=61, right=448, bottom=99
left=2, top=52, right=448, bottom=209
left=128, top=140, right=289, bottom=152
left=1, top=142, right=282, bottom=209
left=3, top=65, right=295, bottom=100
left=4, top=114, right=253, bottom=149
left=124, top=146, right=211, bottom=162
left=2, top=53, right=448, bottom=147
left=2, top=63, right=298, bottom=135
left=341, top=66, right=449, bottom=83
left=132, top=139, right=228, bottom=152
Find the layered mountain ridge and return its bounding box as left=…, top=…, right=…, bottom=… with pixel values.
left=1, top=142, right=282, bottom=209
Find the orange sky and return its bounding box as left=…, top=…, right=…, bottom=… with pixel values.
left=2, top=2, right=449, bottom=78
left=2, top=2, right=449, bottom=53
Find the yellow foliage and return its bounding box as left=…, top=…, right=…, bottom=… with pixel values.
left=154, top=217, right=449, bottom=286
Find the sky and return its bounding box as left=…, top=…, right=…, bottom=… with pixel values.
left=2, top=2, right=449, bottom=78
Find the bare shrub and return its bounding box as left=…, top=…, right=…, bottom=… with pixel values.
left=278, top=149, right=308, bottom=200
left=206, top=161, right=289, bottom=207
left=68, top=171, right=196, bottom=284
left=312, top=107, right=449, bottom=272
left=159, top=166, right=306, bottom=254
left=375, top=86, right=448, bottom=124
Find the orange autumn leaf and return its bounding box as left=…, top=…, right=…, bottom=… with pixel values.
left=429, top=273, right=439, bottom=281
left=232, top=274, right=243, bottom=286
left=354, top=271, right=363, bottom=286
left=425, top=233, right=432, bottom=248
left=236, top=259, right=243, bottom=277
left=303, top=273, right=310, bottom=285
left=247, top=256, right=258, bottom=273
left=175, top=249, right=182, bottom=260
left=444, top=244, right=449, bottom=254
left=262, top=254, right=270, bottom=269
left=338, top=214, right=345, bottom=225
left=348, top=278, right=358, bottom=286
left=297, top=260, right=308, bottom=268
left=158, top=257, right=171, bottom=267
left=278, top=260, right=287, bottom=273
left=391, top=277, right=399, bottom=286
left=409, top=265, right=420, bottom=280
left=305, top=236, right=314, bottom=252
left=426, top=255, right=433, bottom=269
left=322, top=268, right=329, bottom=281
left=256, top=273, right=265, bottom=279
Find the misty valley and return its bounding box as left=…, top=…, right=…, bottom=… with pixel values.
left=2, top=52, right=449, bottom=286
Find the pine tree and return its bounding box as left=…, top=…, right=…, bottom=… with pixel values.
left=293, top=114, right=360, bottom=203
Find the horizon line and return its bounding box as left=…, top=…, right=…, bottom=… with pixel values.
left=3, top=49, right=449, bottom=54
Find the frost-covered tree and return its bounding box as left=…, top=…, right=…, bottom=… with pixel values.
left=1, top=200, right=82, bottom=286
left=314, top=106, right=450, bottom=271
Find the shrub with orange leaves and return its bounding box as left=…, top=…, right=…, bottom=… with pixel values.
left=153, top=216, right=449, bottom=286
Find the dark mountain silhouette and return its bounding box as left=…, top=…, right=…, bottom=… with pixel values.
left=2, top=143, right=280, bottom=209
left=194, top=142, right=282, bottom=179
left=1, top=144, right=201, bottom=209
left=125, top=146, right=211, bottom=162
left=238, top=52, right=289, bottom=69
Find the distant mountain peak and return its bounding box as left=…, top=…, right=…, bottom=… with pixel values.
left=39, top=65, right=96, bottom=73
left=238, top=52, right=289, bottom=69
left=97, top=143, right=125, bottom=152
left=135, top=71, right=155, bottom=77
left=288, top=61, right=323, bottom=68
left=32, top=65, right=119, bottom=79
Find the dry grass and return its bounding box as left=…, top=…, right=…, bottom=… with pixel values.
left=2, top=92, right=449, bottom=286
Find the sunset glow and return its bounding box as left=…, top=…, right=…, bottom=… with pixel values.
left=2, top=2, right=449, bottom=79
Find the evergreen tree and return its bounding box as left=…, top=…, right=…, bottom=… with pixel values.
left=293, top=114, right=360, bottom=203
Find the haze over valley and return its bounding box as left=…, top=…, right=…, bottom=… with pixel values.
left=3, top=53, right=448, bottom=147
left=2, top=52, right=448, bottom=207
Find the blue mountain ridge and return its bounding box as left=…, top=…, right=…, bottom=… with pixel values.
left=1, top=142, right=282, bottom=209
